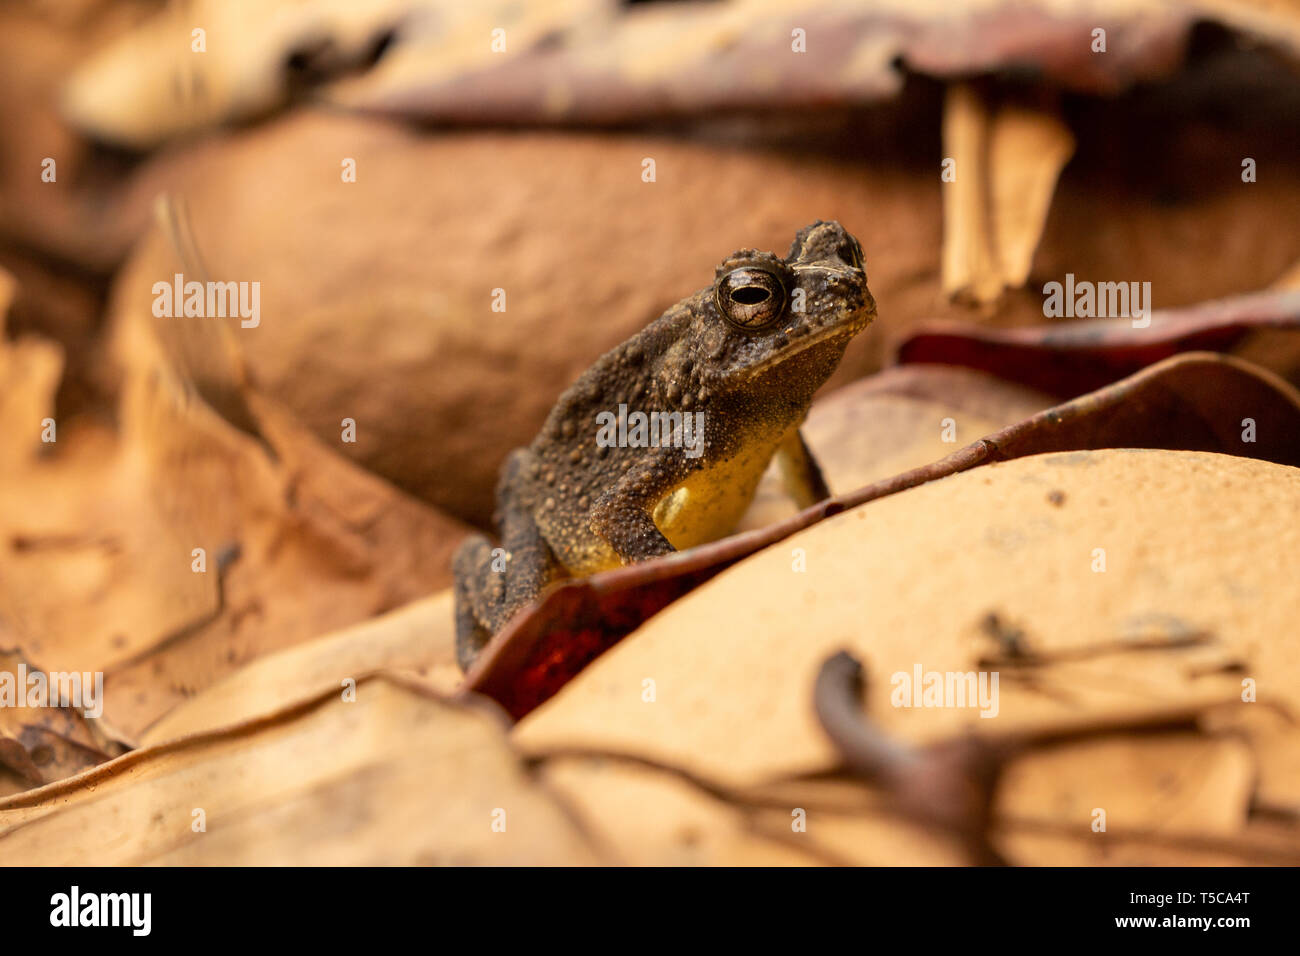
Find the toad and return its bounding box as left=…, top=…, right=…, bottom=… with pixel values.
left=454, top=220, right=877, bottom=669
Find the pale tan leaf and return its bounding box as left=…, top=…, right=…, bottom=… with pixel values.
left=516, top=450, right=1300, bottom=795
left=139, top=590, right=459, bottom=746
left=0, top=677, right=601, bottom=865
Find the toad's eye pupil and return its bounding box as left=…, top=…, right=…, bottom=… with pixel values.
left=731, top=286, right=770, bottom=305
left=716, top=267, right=786, bottom=331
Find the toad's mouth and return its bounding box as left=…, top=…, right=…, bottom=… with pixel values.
left=738, top=310, right=873, bottom=380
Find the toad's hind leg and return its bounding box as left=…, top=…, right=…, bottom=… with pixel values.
left=452, top=499, right=561, bottom=672
left=452, top=534, right=496, bottom=671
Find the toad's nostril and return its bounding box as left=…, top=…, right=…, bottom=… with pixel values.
left=731, top=287, right=770, bottom=305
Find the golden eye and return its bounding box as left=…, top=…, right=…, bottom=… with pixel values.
left=715, top=267, right=786, bottom=331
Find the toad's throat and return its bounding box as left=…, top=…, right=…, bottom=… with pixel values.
left=557, top=424, right=791, bottom=577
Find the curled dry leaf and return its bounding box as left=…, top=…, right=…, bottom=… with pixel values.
left=93, top=360, right=468, bottom=739
left=326, top=0, right=1198, bottom=122
left=898, top=287, right=1300, bottom=397
left=0, top=677, right=603, bottom=865
left=465, top=351, right=1300, bottom=720
left=0, top=650, right=129, bottom=798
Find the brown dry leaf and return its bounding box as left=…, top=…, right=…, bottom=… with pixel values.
left=139, top=590, right=459, bottom=747
left=513, top=449, right=1300, bottom=797
left=0, top=0, right=154, bottom=265
left=941, top=83, right=1004, bottom=305
left=0, top=276, right=213, bottom=703
left=0, top=650, right=129, bottom=798
left=0, top=676, right=602, bottom=864
left=0, top=375, right=217, bottom=682
left=0, top=270, right=64, bottom=465
left=94, top=357, right=469, bottom=739
left=0, top=275, right=470, bottom=760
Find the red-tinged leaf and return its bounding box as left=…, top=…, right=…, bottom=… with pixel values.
left=896, top=289, right=1300, bottom=398
left=328, top=1, right=1197, bottom=124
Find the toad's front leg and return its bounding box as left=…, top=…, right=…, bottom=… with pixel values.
left=775, top=428, right=832, bottom=508
left=588, top=448, right=691, bottom=563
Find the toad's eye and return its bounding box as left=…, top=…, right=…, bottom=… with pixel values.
left=715, top=267, right=786, bottom=331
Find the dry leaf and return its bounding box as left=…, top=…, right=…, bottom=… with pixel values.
left=995, top=735, right=1256, bottom=865
left=0, top=273, right=470, bottom=759
left=898, top=287, right=1300, bottom=397
left=941, top=83, right=1003, bottom=304
left=0, top=1, right=152, bottom=265
left=138, top=590, right=459, bottom=746
left=941, top=85, right=1076, bottom=304
left=326, top=0, right=1199, bottom=122
left=537, top=754, right=966, bottom=865
left=0, top=676, right=602, bottom=864
left=0, top=650, right=129, bottom=797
